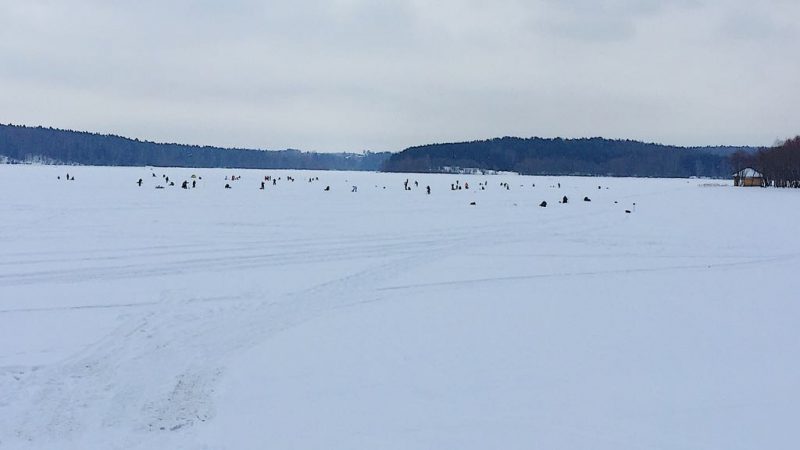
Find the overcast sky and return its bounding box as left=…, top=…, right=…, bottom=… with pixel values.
left=1, top=0, right=797, bottom=152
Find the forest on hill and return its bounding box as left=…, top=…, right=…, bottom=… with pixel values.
left=1, top=124, right=764, bottom=179
left=0, top=124, right=390, bottom=171
left=381, top=137, right=755, bottom=178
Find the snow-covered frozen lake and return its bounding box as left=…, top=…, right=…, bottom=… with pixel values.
left=1, top=165, right=798, bottom=449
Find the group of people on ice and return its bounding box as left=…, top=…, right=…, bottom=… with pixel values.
left=130, top=171, right=631, bottom=212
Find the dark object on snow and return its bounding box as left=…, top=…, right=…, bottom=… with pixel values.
left=625, top=210, right=631, bottom=213
left=169, top=181, right=175, bottom=186
left=155, top=185, right=164, bottom=189
left=539, top=201, right=547, bottom=207
left=562, top=196, right=568, bottom=204
left=584, top=197, right=591, bottom=202
left=324, top=186, right=330, bottom=191
left=137, top=178, right=143, bottom=186
left=225, top=183, right=231, bottom=189
left=426, top=186, right=431, bottom=195
left=182, top=181, right=188, bottom=189
left=260, top=181, right=265, bottom=190
left=192, top=180, right=196, bottom=188
left=469, top=201, right=476, bottom=206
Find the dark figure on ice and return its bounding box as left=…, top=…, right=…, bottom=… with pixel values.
left=260, top=181, right=265, bottom=190
left=324, top=186, right=330, bottom=191
left=562, top=196, right=568, bottom=204
left=192, top=180, right=196, bottom=188
left=182, top=181, right=188, bottom=189
left=225, top=183, right=231, bottom=189
left=169, top=181, right=175, bottom=186
left=137, top=178, right=143, bottom=186
left=584, top=197, right=591, bottom=202
left=539, top=201, right=547, bottom=207
left=426, top=186, right=431, bottom=195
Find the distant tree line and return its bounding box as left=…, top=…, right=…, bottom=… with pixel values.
left=382, top=137, right=753, bottom=178
left=730, top=136, right=800, bottom=187
left=0, top=124, right=390, bottom=171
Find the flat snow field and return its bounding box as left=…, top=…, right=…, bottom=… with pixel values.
left=0, top=165, right=798, bottom=449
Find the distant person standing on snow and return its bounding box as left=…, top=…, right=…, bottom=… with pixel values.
left=137, top=178, right=143, bottom=186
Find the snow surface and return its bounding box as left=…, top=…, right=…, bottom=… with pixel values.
left=0, top=165, right=798, bottom=449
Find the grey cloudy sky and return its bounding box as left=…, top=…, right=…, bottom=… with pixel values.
left=1, top=0, right=797, bottom=151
